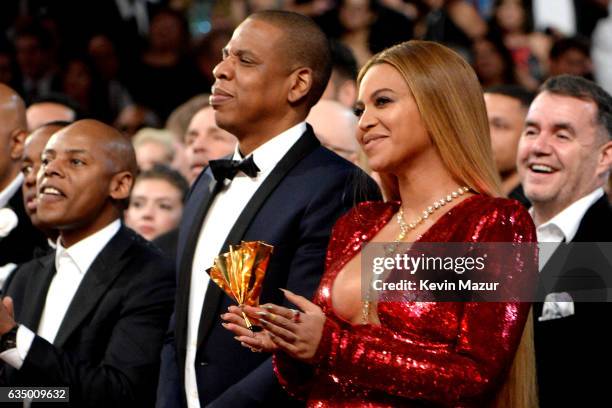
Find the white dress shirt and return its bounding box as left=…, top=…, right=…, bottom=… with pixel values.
left=184, top=122, right=305, bottom=408
left=0, top=219, right=121, bottom=369
left=0, top=173, right=23, bottom=209
left=532, top=188, right=604, bottom=243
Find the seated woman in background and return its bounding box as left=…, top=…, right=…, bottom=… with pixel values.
left=125, top=164, right=188, bottom=241
left=222, top=40, right=538, bottom=407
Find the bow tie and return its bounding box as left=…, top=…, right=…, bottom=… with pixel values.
left=209, top=155, right=260, bottom=182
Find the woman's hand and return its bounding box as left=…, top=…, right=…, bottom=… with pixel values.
left=221, top=288, right=326, bottom=362
left=251, top=288, right=326, bottom=363
left=221, top=305, right=278, bottom=353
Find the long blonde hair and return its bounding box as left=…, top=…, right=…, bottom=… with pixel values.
left=358, top=41, right=537, bottom=407
left=358, top=40, right=502, bottom=199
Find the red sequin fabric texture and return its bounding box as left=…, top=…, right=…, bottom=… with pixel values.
left=273, top=196, right=537, bottom=407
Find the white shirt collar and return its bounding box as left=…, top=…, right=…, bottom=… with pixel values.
left=530, top=187, right=604, bottom=242
left=55, top=219, right=122, bottom=274
left=232, top=122, right=306, bottom=176
left=0, top=173, right=24, bottom=208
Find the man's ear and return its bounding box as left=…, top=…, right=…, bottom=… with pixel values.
left=9, top=129, right=27, bottom=160
left=598, top=139, right=612, bottom=173
left=288, top=67, right=313, bottom=104
left=109, top=171, right=134, bottom=201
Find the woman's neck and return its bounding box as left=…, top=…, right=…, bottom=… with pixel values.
left=395, top=158, right=466, bottom=222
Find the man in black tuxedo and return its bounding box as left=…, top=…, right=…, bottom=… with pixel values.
left=156, top=10, right=380, bottom=408
left=0, top=119, right=175, bottom=406
left=0, top=84, right=47, bottom=276
left=517, top=75, right=612, bottom=407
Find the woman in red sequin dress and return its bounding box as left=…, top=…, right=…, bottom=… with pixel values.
left=222, top=40, right=538, bottom=407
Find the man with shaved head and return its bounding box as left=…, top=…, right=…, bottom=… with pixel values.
left=0, top=119, right=175, bottom=406
left=0, top=83, right=47, bottom=275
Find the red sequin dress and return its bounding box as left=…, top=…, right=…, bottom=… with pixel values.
left=273, top=195, right=537, bottom=407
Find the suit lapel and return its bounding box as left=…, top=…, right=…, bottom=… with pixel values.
left=175, top=172, right=221, bottom=365
left=52, top=227, right=133, bottom=348
left=196, top=127, right=321, bottom=347
left=572, top=195, right=612, bottom=243
left=18, top=256, right=55, bottom=329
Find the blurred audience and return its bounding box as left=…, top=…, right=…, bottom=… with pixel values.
left=133, top=128, right=175, bottom=171
left=0, top=42, right=20, bottom=93
left=26, top=95, right=77, bottom=131
left=13, top=22, right=60, bottom=103
left=489, top=0, right=551, bottom=90
left=184, top=105, right=237, bottom=184
left=86, top=34, right=133, bottom=120
left=548, top=35, right=593, bottom=79
left=165, top=94, right=210, bottom=180
left=321, top=40, right=359, bottom=108
left=534, top=0, right=610, bottom=38
left=307, top=99, right=360, bottom=163
left=592, top=1, right=612, bottom=94
left=127, top=8, right=198, bottom=120
left=114, top=104, right=160, bottom=138
left=484, top=84, right=534, bottom=206
left=472, top=32, right=518, bottom=88
left=317, top=0, right=414, bottom=67
left=422, top=0, right=487, bottom=58
left=125, top=164, right=188, bottom=241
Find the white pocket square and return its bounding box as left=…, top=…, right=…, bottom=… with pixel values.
left=539, top=292, right=575, bottom=321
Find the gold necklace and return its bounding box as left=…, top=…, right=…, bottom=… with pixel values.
left=361, top=186, right=470, bottom=324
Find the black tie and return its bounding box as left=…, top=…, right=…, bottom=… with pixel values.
left=209, top=155, right=260, bottom=182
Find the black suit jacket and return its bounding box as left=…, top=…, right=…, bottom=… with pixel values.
left=534, top=195, right=612, bottom=407
left=1, top=225, right=175, bottom=407
left=0, top=189, right=48, bottom=267
left=157, top=127, right=381, bottom=407
left=153, top=228, right=179, bottom=262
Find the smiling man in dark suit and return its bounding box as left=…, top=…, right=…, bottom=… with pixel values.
left=156, top=10, right=380, bottom=408
left=517, top=75, right=612, bottom=407
left=0, top=119, right=175, bottom=406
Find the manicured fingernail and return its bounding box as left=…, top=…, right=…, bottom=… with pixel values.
left=256, top=311, right=269, bottom=317
left=260, top=319, right=269, bottom=326
left=221, top=322, right=228, bottom=327
left=262, top=305, right=273, bottom=310
left=240, top=342, right=249, bottom=348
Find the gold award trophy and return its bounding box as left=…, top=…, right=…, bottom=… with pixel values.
left=209, top=241, right=273, bottom=332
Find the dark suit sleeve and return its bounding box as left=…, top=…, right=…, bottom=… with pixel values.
left=156, top=312, right=183, bottom=408
left=206, top=168, right=381, bottom=406
left=12, top=257, right=175, bottom=407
